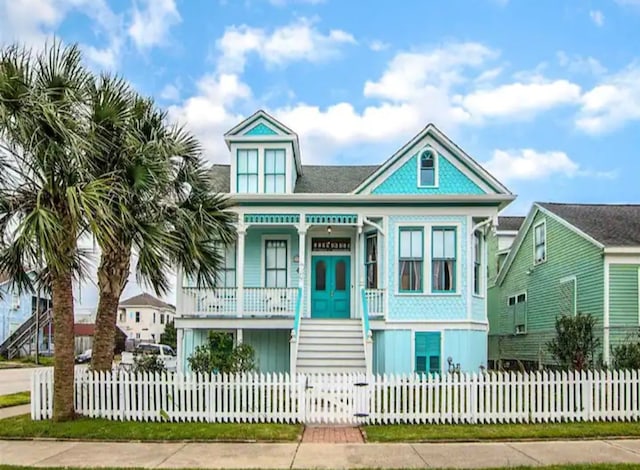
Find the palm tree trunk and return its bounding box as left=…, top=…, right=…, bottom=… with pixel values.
left=51, top=269, right=75, bottom=421
left=91, top=243, right=131, bottom=371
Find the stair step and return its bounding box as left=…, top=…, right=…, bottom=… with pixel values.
left=298, top=344, right=364, bottom=353
left=298, top=367, right=367, bottom=374
left=300, top=325, right=362, bottom=333
left=299, top=330, right=362, bottom=339
left=297, top=350, right=364, bottom=360
left=298, top=357, right=365, bottom=366
left=298, top=336, right=363, bottom=346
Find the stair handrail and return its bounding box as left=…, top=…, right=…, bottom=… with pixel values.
left=290, top=287, right=303, bottom=375
left=360, top=288, right=373, bottom=374
left=0, top=307, right=52, bottom=359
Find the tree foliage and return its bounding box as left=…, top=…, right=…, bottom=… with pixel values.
left=134, top=354, right=166, bottom=374
left=160, top=320, right=177, bottom=350
left=188, top=332, right=256, bottom=375
left=547, top=312, right=601, bottom=370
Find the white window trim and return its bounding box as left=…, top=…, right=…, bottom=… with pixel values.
left=365, top=231, right=380, bottom=290
left=263, top=148, right=287, bottom=193
left=416, top=147, right=439, bottom=188
left=533, top=220, right=547, bottom=265
left=472, top=230, right=484, bottom=299
left=260, top=234, right=292, bottom=288
left=236, top=148, right=260, bottom=193
left=395, top=222, right=462, bottom=297
left=508, top=291, right=527, bottom=335
left=559, top=275, right=577, bottom=316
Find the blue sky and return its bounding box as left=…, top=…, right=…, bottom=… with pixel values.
left=1, top=0, right=640, bottom=303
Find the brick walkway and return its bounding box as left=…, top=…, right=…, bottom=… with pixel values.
left=302, top=426, right=364, bottom=443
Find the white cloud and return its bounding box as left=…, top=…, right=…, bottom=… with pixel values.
left=457, top=79, right=581, bottom=121
left=556, top=51, right=606, bottom=76
left=590, top=10, right=605, bottom=26
left=128, top=0, right=181, bottom=50
left=363, top=42, right=497, bottom=101
left=484, top=149, right=580, bottom=182
left=160, top=83, right=180, bottom=102
left=369, top=40, right=389, bottom=52
left=576, top=64, right=640, bottom=134
left=216, top=18, right=356, bottom=73
left=268, top=0, right=326, bottom=5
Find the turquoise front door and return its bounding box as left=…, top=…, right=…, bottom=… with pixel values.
left=311, top=256, right=351, bottom=318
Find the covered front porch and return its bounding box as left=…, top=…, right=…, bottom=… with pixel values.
left=177, top=212, right=386, bottom=320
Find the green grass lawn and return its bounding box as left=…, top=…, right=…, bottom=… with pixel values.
left=0, top=391, right=30, bottom=409
left=0, top=356, right=54, bottom=368
left=0, top=414, right=302, bottom=442
left=364, top=421, right=640, bottom=442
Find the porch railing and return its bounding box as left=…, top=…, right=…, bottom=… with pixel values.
left=182, top=287, right=298, bottom=317
left=364, top=289, right=385, bottom=317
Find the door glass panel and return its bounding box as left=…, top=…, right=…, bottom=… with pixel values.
left=335, top=260, right=346, bottom=291
left=315, top=261, right=326, bottom=291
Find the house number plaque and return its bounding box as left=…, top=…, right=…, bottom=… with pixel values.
left=312, top=238, right=351, bottom=251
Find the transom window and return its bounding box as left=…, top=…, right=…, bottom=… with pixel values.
left=419, top=148, right=436, bottom=187
left=237, top=149, right=259, bottom=193
left=473, top=231, right=482, bottom=295
left=265, top=240, right=288, bottom=287
left=534, top=221, right=546, bottom=264
left=432, top=227, right=456, bottom=292
left=216, top=243, right=236, bottom=288
left=399, top=228, right=423, bottom=292
left=264, top=149, right=286, bottom=193
left=365, top=233, right=378, bottom=289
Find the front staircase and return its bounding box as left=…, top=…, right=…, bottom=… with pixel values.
left=295, top=319, right=366, bottom=374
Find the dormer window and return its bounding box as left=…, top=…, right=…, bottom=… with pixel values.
left=419, top=148, right=436, bottom=187
left=264, top=149, right=286, bottom=193
left=237, top=149, right=259, bottom=192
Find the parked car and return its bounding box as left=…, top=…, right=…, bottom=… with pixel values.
left=75, top=349, right=92, bottom=364
left=120, top=343, right=177, bottom=372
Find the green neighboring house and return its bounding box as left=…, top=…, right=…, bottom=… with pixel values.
left=488, top=202, right=640, bottom=368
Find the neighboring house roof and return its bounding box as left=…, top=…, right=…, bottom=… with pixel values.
left=119, top=293, right=175, bottom=310
left=496, top=202, right=640, bottom=286
left=210, top=164, right=380, bottom=194
left=74, top=324, right=96, bottom=336
left=538, top=202, right=640, bottom=247
left=497, top=216, right=525, bottom=232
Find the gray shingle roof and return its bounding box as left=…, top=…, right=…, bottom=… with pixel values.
left=209, top=164, right=380, bottom=194
left=119, top=293, right=175, bottom=310
left=498, top=216, right=525, bottom=231
left=538, top=202, right=640, bottom=247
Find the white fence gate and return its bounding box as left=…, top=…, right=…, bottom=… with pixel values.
left=32, top=369, right=640, bottom=425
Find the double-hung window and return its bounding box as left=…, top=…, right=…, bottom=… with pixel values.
left=365, top=233, right=378, bottom=289
left=432, top=227, right=456, bottom=292
left=265, top=240, right=288, bottom=287
left=419, top=148, right=436, bottom=186
left=509, top=293, right=527, bottom=334
left=534, top=221, right=546, bottom=264
left=264, top=149, right=286, bottom=193
left=399, top=228, right=423, bottom=292
left=473, top=231, right=482, bottom=295
left=216, top=243, right=236, bottom=288
left=237, top=149, right=258, bottom=192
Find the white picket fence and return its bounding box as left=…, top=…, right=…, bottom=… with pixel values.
left=31, top=368, right=640, bottom=424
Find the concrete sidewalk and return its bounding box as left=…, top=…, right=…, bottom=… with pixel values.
left=2, top=439, right=640, bottom=468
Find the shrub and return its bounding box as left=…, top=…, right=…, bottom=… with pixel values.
left=612, top=331, right=640, bottom=369
left=547, top=312, right=600, bottom=370
left=188, top=332, right=256, bottom=374
left=134, top=354, right=166, bottom=373
left=160, top=321, right=177, bottom=350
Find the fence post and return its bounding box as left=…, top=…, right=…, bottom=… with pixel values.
left=584, top=369, right=593, bottom=421
left=297, top=374, right=306, bottom=423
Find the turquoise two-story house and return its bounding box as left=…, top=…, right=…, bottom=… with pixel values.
left=174, top=110, right=513, bottom=375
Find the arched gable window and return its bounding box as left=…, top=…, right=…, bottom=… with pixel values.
left=419, top=148, right=436, bottom=187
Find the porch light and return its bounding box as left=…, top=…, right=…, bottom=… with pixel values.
left=327, top=225, right=332, bottom=234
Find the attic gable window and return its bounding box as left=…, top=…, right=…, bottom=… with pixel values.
left=264, top=149, right=286, bottom=193
left=237, top=149, right=259, bottom=193
left=418, top=148, right=436, bottom=187
left=533, top=220, right=546, bottom=264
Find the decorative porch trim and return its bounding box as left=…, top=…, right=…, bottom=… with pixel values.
left=244, top=213, right=300, bottom=224
left=306, top=214, right=358, bottom=225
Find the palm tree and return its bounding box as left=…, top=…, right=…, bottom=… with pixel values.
left=88, top=80, right=236, bottom=371
left=0, top=43, right=117, bottom=420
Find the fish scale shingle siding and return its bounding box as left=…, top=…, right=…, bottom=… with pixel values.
left=488, top=210, right=605, bottom=365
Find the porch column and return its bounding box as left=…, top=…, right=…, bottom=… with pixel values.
left=297, top=224, right=307, bottom=316
left=358, top=219, right=365, bottom=319
left=175, top=264, right=184, bottom=316
left=237, top=225, right=246, bottom=318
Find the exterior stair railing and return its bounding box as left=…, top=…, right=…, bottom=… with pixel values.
left=360, top=288, right=373, bottom=375
left=0, top=308, right=52, bottom=359
left=289, top=287, right=303, bottom=375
